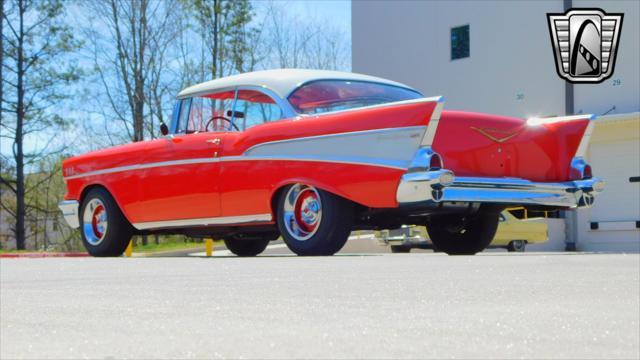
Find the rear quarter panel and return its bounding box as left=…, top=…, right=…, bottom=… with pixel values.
left=218, top=100, right=439, bottom=215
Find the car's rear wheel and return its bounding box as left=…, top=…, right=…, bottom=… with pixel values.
left=507, top=240, right=526, bottom=252
left=80, top=188, right=133, bottom=257
left=427, top=210, right=500, bottom=255
left=223, top=237, right=271, bottom=257
left=277, top=184, right=353, bottom=256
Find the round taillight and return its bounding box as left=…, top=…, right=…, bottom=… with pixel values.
left=429, top=153, right=443, bottom=170
left=583, top=164, right=592, bottom=179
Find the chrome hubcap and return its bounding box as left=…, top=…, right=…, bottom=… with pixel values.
left=283, top=184, right=322, bottom=241
left=83, top=199, right=108, bottom=246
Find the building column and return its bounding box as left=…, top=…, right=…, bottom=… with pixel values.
left=564, top=0, right=574, bottom=116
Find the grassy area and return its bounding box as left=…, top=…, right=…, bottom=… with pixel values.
left=0, top=237, right=218, bottom=254
left=132, top=240, right=212, bottom=253
left=0, top=249, right=44, bottom=254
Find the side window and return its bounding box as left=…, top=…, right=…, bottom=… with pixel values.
left=232, top=90, right=282, bottom=131
left=178, top=90, right=235, bottom=133
left=175, top=98, right=191, bottom=134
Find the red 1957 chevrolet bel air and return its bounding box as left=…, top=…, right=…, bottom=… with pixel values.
left=59, top=69, right=604, bottom=256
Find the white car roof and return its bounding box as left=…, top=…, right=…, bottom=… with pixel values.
left=177, top=68, right=416, bottom=99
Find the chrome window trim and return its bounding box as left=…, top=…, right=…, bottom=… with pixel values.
left=234, top=85, right=296, bottom=119
left=175, top=85, right=296, bottom=133
left=174, top=97, right=192, bottom=134
left=170, top=101, right=182, bottom=134
left=285, top=78, right=423, bottom=101
left=290, top=96, right=443, bottom=118
left=133, top=213, right=273, bottom=230
left=230, top=87, right=239, bottom=129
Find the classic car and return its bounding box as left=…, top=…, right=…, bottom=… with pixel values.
left=376, top=209, right=549, bottom=253
left=58, top=69, right=604, bottom=257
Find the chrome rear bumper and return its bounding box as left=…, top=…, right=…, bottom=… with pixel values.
left=396, top=170, right=604, bottom=208
left=58, top=200, right=80, bottom=228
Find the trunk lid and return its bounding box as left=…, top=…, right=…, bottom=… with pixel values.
left=433, top=111, right=593, bottom=182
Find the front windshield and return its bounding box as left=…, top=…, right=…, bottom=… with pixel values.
left=288, top=80, right=422, bottom=115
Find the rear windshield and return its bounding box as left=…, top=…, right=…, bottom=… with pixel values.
left=288, top=80, right=422, bottom=115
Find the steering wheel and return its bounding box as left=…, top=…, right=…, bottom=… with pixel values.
left=204, top=116, right=239, bottom=132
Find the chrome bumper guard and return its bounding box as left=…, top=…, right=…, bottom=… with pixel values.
left=58, top=200, right=80, bottom=228
left=397, top=170, right=605, bottom=208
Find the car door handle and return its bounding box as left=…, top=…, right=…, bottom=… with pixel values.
left=206, top=138, right=221, bottom=145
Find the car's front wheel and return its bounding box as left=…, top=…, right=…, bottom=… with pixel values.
left=80, top=188, right=134, bottom=257
left=427, top=210, right=501, bottom=255
left=277, top=184, right=353, bottom=256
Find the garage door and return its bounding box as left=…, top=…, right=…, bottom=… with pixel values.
left=580, top=138, right=640, bottom=251
left=590, top=140, right=640, bottom=222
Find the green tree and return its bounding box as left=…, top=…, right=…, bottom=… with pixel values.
left=184, top=0, right=255, bottom=80
left=84, top=0, right=179, bottom=245
left=0, top=0, right=81, bottom=249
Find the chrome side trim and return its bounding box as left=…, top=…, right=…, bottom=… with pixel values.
left=221, top=155, right=408, bottom=170
left=63, top=157, right=220, bottom=180
left=133, top=213, right=273, bottom=230
left=63, top=154, right=408, bottom=180
left=243, top=126, right=426, bottom=155
left=58, top=200, right=80, bottom=229
left=64, top=126, right=427, bottom=180
left=244, top=126, right=426, bottom=167
left=420, top=96, right=445, bottom=146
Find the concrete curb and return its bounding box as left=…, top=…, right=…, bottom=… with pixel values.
left=0, top=252, right=90, bottom=258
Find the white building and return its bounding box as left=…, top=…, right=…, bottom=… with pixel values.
left=352, top=0, right=639, bottom=252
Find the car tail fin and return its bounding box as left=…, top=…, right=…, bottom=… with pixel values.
left=432, top=112, right=596, bottom=182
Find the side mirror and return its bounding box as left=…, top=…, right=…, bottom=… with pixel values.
left=160, top=123, right=169, bottom=136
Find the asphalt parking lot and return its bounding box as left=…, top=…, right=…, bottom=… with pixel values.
left=1, top=251, right=639, bottom=359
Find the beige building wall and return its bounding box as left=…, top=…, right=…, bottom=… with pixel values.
left=353, top=1, right=640, bottom=251
left=352, top=0, right=639, bottom=118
